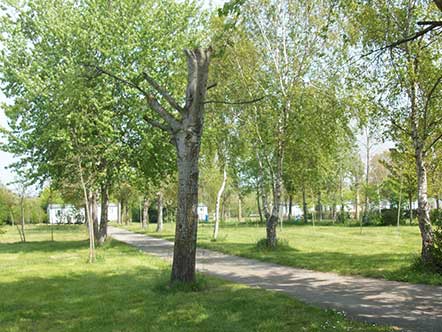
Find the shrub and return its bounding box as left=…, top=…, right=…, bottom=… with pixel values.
left=256, top=237, right=290, bottom=251
left=430, top=209, right=442, bottom=227
left=429, top=227, right=442, bottom=273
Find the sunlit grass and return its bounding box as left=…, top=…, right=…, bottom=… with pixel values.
left=0, top=224, right=392, bottom=332
left=120, top=221, right=442, bottom=285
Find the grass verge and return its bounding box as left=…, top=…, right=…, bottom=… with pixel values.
left=0, top=224, right=392, bottom=332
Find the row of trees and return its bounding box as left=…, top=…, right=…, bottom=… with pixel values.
left=2, top=0, right=442, bottom=282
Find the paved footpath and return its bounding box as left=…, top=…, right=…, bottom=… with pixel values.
left=109, top=226, right=442, bottom=332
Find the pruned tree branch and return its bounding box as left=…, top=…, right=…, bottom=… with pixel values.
left=424, top=74, right=442, bottom=112
left=426, top=132, right=442, bottom=153
left=204, top=95, right=268, bottom=105
left=142, top=72, right=184, bottom=113
left=144, top=95, right=181, bottom=130
left=86, top=64, right=149, bottom=96
left=142, top=114, right=171, bottom=132
left=384, top=24, right=441, bottom=49
left=391, top=118, right=411, bottom=135
left=83, top=64, right=180, bottom=130
left=207, top=82, right=217, bottom=90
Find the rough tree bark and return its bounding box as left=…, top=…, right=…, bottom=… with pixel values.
left=96, top=48, right=211, bottom=283
left=317, top=191, right=322, bottom=222
left=78, top=160, right=95, bottom=263
left=142, top=197, right=150, bottom=229
left=414, top=145, right=434, bottom=263
left=169, top=49, right=211, bottom=283
left=288, top=193, right=293, bottom=222
left=213, top=165, right=227, bottom=240
left=98, top=183, right=109, bottom=245
left=91, top=191, right=99, bottom=242
left=156, top=191, right=163, bottom=233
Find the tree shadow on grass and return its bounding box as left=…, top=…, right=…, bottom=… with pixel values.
left=0, top=250, right=388, bottom=332
left=196, top=241, right=442, bottom=286
left=0, top=239, right=89, bottom=254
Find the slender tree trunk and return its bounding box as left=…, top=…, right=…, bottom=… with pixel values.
left=238, top=195, right=242, bottom=224
left=355, top=182, right=360, bottom=221
left=397, top=174, right=403, bottom=230
left=156, top=191, right=163, bottom=232
left=117, top=201, right=121, bottom=224
left=170, top=48, right=211, bottom=283
left=415, top=147, right=434, bottom=263
left=142, top=197, right=150, bottom=229
left=436, top=194, right=440, bottom=212
left=124, top=201, right=129, bottom=225
left=302, top=184, right=308, bottom=224
left=377, top=186, right=382, bottom=217
left=20, top=194, right=26, bottom=243
left=364, top=131, right=370, bottom=224
left=78, top=160, right=95, bottom=263
left=288, top=194, right=293, bottom=222
left=256, top=187, right=263, bottom=225
left=266, top=111, right=285, bottom=248
left=98, top=183, right=109, bottom=245
left=91, top=191, right=99, bottom=242
left=409, top=192, right=413, bottom=224
left=317, top=191, right=322, bottom=222
left=213, top=166, right=227, bottom=240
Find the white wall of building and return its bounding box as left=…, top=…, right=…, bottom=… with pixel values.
left=48, top=203, right=119, bottom=224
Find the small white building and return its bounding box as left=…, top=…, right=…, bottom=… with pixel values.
left=197, top=203, right=208, bottom=221
left=47, top=203, right=119, bottom=224
left=279, top=203, right=303, bottom=219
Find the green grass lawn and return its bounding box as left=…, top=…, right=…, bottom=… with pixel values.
left=119, top=221, right=442, bottom=285
left=0, top=224, right=392, bottom=332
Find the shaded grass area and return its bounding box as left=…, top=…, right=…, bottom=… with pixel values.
left=120, top=221, right=442, bottom=285
left=0, top=225, right=391, bottom=332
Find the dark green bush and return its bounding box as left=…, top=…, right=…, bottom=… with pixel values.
left=429, top=227, right=442, bottom=273
left=430, top=210, right=442, bottom=227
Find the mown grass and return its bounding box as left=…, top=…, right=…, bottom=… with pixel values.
left=0, top=224, right=392, bottom=332
left=120, top=221, right=442, bottom=285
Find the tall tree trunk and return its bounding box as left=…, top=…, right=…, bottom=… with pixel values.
left=415, top=147, right=434, bottom=263
left=117, top=201, right=121, bottom=224
left=397, top=174, right=403, bottom=230
left=91, top=191, right=99, bottom=242
left=288, top=194, right=293, bottom=222
left=355, top=182, right=360, bottom=221
left=363, top=131, right=370, bottom=224
left=256, top=187, right=263, bottom=225
left=317, top=191, right=322, bottom=222
left=238, top=195, right=242, bottom=224
left=213, top=166, right=227, bottom=240
left=266, top=109, right=285, bottom=248
left=123, top=201, right=129, bottom=225
left=20, top=194, right=26, bottom=243
left=302, top=184, right=308, bottom=224
left=78, top=160, right=95, bottom=263
left=377, top=186, right=382, bottom=217
left=156, top=191, right=163, bottom=232
left=142, top=197, right=150, bottom=229
left=98, top=183, right=109, bottom=245
left=170, top=48, right=211, bottom=283
left=409, top=192, right=413, bottom=224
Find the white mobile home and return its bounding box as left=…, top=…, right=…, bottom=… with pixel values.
left=47, top=203, right=119, bottom=224
left=197, top=203, right=208, bottom=221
